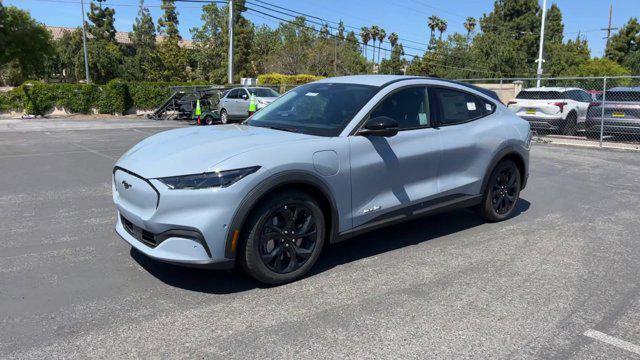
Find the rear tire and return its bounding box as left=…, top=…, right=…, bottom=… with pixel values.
left=220, top=109, right=229, bottom=124
left=204, top=115, right=214, bottom=125
left=240, top=191, right=325, bottom=285
left=478, top=160, right=521, bottom=222
left=562, top=112, right=577, bottom=136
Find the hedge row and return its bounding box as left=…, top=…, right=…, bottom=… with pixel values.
left=257, top=73, right=323, bottom=85
left=0, top=80, right=204, bottom=116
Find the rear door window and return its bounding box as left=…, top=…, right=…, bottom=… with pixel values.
left=431, top=87, right=486, bottom=125
left=516, top=91, right=562, bottom=100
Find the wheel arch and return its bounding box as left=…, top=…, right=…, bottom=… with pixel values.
left=224, top=171, right=339, bottom=260
left=481, top=146, right=528, bottom=194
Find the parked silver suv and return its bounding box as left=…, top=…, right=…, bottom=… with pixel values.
left=218, top=87, right=280, bottom=123
left=113, top=75, right=531, bottom=284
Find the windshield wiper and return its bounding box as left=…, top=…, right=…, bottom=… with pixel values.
left=264, top=125, right=300, bottom=133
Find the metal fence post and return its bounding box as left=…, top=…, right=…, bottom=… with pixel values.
left=599, top=77, right=607, bottom=147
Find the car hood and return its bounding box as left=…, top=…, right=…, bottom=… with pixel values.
left=257, top=97, right=278, bottom=103
left=116, top=124, right=314, bottom=179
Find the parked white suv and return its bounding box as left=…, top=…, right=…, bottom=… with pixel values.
left=507, top=87, right=593, bottom=135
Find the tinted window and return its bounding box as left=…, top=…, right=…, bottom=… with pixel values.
left=370, top=87, right=430, bottom=130
left=226, top=89, right=239, bottom=99
left=607, top=91, right=640, bottom=102
left=580, top=91, right=593, bottom=102
left=432, top=87, right=484, bottom=125
left=516, top=91, right=562, bottom=100
left=247, top=83, right=377, bottom=137
left=248, top=88, right=279, bottom=97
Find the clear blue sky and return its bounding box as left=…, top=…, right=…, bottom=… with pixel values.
left=6, top=0, right=639, bottom=58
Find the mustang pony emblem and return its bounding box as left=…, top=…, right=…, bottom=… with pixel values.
left=121, top=180, right=132, bottom=189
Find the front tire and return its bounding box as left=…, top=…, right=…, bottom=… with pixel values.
left=478, top=160, right=521, bottom=222
left=240, top=191, right=325, bottom=285
left=220, top=109, right=229, bottom=124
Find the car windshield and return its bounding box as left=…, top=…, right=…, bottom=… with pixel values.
left=246, top=83, right=378, bottom=137
left=516, top=91, right=563, bottom=100
left=607, top=91, right=640, bottom=102
left=248, top=88, right=280, bottom=97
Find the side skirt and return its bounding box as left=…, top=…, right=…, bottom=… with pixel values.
left=335, top=194, right=482, bottom=243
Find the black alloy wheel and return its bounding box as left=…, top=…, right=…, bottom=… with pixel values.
left=258, top=203, right=317, bottom=274
left=240, top=190, right=325, bottom=284
left=478, top=160, right=521, bottom=222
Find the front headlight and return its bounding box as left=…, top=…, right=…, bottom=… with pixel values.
left=157, top=166, right=260, bottom=190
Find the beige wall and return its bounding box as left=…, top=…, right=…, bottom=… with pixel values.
left=470, top=81, right=523, bottom=104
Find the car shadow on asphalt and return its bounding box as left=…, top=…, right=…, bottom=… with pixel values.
left=130, top=198, right=530, bottom=294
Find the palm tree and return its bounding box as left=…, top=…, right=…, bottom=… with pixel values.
left=369, top=25, right=380, bottom=66
left=427, top=15, right=439, bottom=49
left=377, top=28, right=386, bottom=63
left=360, top=27, right=371, bottom=61
left=437, top=18, right=447, bottom=41
left=388, top=32, right=399, bottom=49
left=464, top=17, right=476, bottom=42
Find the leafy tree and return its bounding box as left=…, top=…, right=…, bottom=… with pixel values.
left=158, top=0, right=180, bottom=40
left=52, top=28, right=84, bottom=82
left=126, top=0, right=156, bottom=80
left=388, top=32, right=399, bottom=49
left=359, top=27, right=371, bottom=60
left=0, top=6, right=54, bottom=85
left=605, top=18, right=640, bottom=71
left=427, top=15, right=438, bottom=48
left=546, top=35, right=590, bottom=76
left=376, top=28, right=386, bottom=64
left=464, top=17, right=476, bottom=42
left=87, top=1, right=116, bottom=42
left=436, top=18, right=447, bottom=41
left=575, top=58, right=631, bottom=77
left=369, top=25, right=380, bottom=66
left=379, top=43, right=406, bottom=75
left=545, top=4, right=564, bottom=44
left=87, top=39, right=124, bottom=83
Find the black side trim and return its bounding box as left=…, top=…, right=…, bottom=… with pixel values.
left=223, top=171, right=340, bottom=259
left=113, top=166, right=161, bottom=209
left=337, top=194, right=482, bottom=241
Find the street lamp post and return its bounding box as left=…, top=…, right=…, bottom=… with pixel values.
left=80, top=0, right=90, bottom=84
left=535, top=0, right=548, bottom=87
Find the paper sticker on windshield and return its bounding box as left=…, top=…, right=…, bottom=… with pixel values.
left=485, top=103, right=492, bottom=111
left=305, top=92, right=319, bottom=97
left=467, top=102, right=477, bottom=111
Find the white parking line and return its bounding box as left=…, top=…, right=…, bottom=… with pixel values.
left=584, top=329, right=640, bottom=356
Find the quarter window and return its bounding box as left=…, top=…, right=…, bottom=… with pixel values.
left=431, top=87, right=485, bottom=125
left=369, top=87, right=431, bottom=130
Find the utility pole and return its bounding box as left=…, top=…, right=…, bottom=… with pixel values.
left=227, top=0, right=234, bottom=84
left=80, top=0, right=90, bottom=84
left=535, top=0, right=547, bottom=87
left=601, top=2, right=618, bottom=56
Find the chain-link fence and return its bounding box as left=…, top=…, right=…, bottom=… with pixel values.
left=457, top=76, right=640, bottom=149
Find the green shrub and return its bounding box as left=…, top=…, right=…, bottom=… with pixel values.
left=20, top=81, right=56, bottom=116
left=54, top=84, right=101, bottom=114
left=0, top=89, right=24, bottom=112
left=257, top=73, right=322, bottom=86
left=99, top=79, right=132, bottom=115
left=128, top=82, right=173, bottom=110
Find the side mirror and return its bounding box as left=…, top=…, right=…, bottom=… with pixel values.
left=358, top=116, right=399, bottom=137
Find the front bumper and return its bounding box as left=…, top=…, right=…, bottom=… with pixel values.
left=115, top=214, right=233, bottom=269
left=112, top=167, right=266, bottom=269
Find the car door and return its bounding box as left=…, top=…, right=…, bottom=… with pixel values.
left=349, top=86, right=441, bottom=228
left=237, top=88, right=250, bottom=117
left=429, top=86, right=501, bottom=197
left=576, top=90, right=592, bottom=121
left=222, top=89, right=238, bottom=116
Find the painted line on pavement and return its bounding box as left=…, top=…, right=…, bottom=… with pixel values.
left=584, top=329, right=640, bottom=356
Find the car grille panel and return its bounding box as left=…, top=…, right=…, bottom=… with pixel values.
left=121, top=214, right=157, bottom=248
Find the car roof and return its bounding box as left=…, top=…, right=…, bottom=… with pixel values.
left=313, top=75, right=501, bottom=101
left=609, top=87, right=640, bottom=92
left=521, top=87, right=584, bottom=92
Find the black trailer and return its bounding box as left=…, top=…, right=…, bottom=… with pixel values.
left=149, top=85, right=228, bottom=121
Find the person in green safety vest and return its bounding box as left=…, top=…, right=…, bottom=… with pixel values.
left=248, top=93, right=257, bottom=116
left=195, top=99, right=202, bottom=125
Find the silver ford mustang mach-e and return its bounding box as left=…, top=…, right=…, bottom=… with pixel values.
left=114, top=75, right=531, bottom=284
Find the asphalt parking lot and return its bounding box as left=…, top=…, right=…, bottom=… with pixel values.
left=2, top=119, right=640, bottom=359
